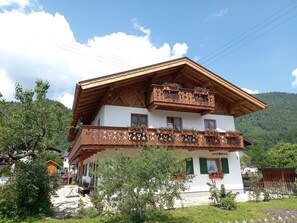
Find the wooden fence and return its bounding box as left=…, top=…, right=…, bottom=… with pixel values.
left=217, top=216, right=296, bottom=223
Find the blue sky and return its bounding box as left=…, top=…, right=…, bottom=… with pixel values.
left=0, top=0, right=297, bottom=108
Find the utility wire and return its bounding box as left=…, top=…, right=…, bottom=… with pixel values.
left=205, top=11, right=297, bottom=66
left=199, top=1, right=297, bottom=65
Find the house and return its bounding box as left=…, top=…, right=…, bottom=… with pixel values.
left=46, top=160, right=59, bottom=176
left=67, top=57, right=267, bottom=194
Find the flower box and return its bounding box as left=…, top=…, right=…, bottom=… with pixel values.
left=208, top=172, right=224, bottom=179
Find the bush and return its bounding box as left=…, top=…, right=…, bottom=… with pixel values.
left=262, top=189, right=271, bottom=202
left=293, top=180, right=297, bottom=196
left=72, top=200, right=99, bottom=219
left=0, top=159, right=58, bottom=221
left=95, top=146, right=193, bottom=222
left=220, top=196, right=237, bottom=210
left=207, top=181, right=238, bottom=210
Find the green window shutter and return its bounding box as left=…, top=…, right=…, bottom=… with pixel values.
left=221, top=158, right=229, bottom=174
left=199, top=158, right=208, bottom=174
left=186, top=158, right=194, bottom=175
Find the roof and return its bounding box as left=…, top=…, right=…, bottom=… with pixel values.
left=46, top=160, right=59, bottom=167
left=68, top=57, right=267, bottom=141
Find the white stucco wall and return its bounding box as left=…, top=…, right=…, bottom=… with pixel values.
left=84, top=105, right=242, bottom=193
left=91, top=106, right=105, bottom=126
left=83, top=148, right=243, bottom=193
left=184, top=151, right=243, bottom=192
left=93, top=105, right=235, bottom=131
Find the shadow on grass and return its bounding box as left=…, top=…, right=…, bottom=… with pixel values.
left=97, top=211, right=191, bottom=223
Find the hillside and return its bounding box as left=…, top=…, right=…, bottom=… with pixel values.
left=235, top=92, right=297, bottom=150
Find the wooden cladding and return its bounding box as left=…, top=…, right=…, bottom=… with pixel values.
left=146, top=84, right=215, bottom=114
left=69, top=126, right=244, bottom=163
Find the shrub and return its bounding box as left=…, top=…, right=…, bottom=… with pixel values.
left=220, top=196, right=237, bottom=210
left=292, top=180, right=297, bottom=196
left=95, top=146, right=193, bottom=222
left=72, top=200, right=99, bottom=219
left=262, top=189, right=271, bottom=202
left=0, top=159, right=58, bottom=221
left=207, top=181, right=238, bottom=210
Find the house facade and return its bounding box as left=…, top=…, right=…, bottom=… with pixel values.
left=67, top=57, right=267, bottom=193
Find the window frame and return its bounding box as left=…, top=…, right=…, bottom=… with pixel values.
left=131, top=113, right=148, bottom=127
left=206, top=158, right=221, bottom=173
left=204, top=119, right=216, bottom=131
left=167, top=116, right=182, bottom=130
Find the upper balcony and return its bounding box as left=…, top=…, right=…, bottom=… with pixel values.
left=146, top=84, right=215, bottom=114
left=69, top=126, right=244, bottom=163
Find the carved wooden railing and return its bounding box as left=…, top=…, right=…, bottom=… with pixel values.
left=146, top=84, right=215, bottom=113
left=69, top=126, right=244, bottom=163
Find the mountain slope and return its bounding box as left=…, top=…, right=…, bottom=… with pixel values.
left=235, top=92, right=297, bottom=149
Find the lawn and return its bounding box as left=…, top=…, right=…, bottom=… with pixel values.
left=36, top=198, right=297, bottom=223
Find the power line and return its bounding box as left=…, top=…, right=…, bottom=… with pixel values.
left=199, top=1, right=297, bottom=65
left=205, top=11, right=297, bottom=66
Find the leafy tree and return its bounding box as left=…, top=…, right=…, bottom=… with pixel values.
left=95, top=146, right=193, bottom=222
left=0, top=80, right=70, bottom=164
left=249, top=146, right=270, bottom=168
left=249, top=143, right=297, bottom=168
left=266, top=143, right=297, bottom=169
left=0, top=158, right=58, bottom=221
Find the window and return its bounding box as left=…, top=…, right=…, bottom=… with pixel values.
left=174, top=157, right=194, bottom=180
left=167, top=117, right=182, bottom=130
left=97, top=119, right=100, bottom=126
left=207, top=158, right=220, bottom=173
left=199, top=158, right=229, bottom=174
left=131, top=114, right=148, bottom=127
left=185, top=158, right=194, bottom=175
left=204, top=119, right=216, bottom=131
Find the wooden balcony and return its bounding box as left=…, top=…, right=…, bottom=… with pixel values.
left=146, top=84, right=215, bottom=114
left=69, top=126, right=244, bottom=163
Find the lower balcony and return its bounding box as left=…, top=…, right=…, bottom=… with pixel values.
left=69, top=126, right=244, bottom=163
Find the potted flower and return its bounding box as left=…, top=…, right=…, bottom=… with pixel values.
left=181, top=128, right=198, bottom=143
left=193, top=86, right=209, bottom=95
left=208, top=171, right=224, bottom=179
left=204, top=130, right=220, bottom=145
left=162, top=82, right=180, bottom=92
left=156, top=127, right=174, bottom=134
left=128, top=125, right=147, bottom=132
left=128, top=125, right=148, bottom=141
left=225, top=130, right=241, bottom=137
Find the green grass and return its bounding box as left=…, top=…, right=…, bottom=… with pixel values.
left=36, top=198, right=297, bottom=223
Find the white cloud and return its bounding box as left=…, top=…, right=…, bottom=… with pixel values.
left=212, top=8, right=229, bottom=18
left=0, top=69, right=15, bottom=101
left=241, top=88, right=260, bottom=94
left=0, top=8, right=188, bottom=108
left=0, top=0, right=40, bottom=11
left=0, top=0, right=30, bottom=7
left=58, top=92, right=74, bottom=109
left=291, top=68, right=297, bottom=88
left=133, top=20, right=151, bottom=36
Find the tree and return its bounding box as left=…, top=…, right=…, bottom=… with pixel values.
left=0, top=80, right=70, bottom=164
left=249, top=146, right=270, bottom=168
left=95, top=146, right=193, bottom=222
left=267, top=143, right=297, bottom=169
left=0, top=158, right=58, bottom=220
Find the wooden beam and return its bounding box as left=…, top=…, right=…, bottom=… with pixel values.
left=228, top=99, right=245, bottom=114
